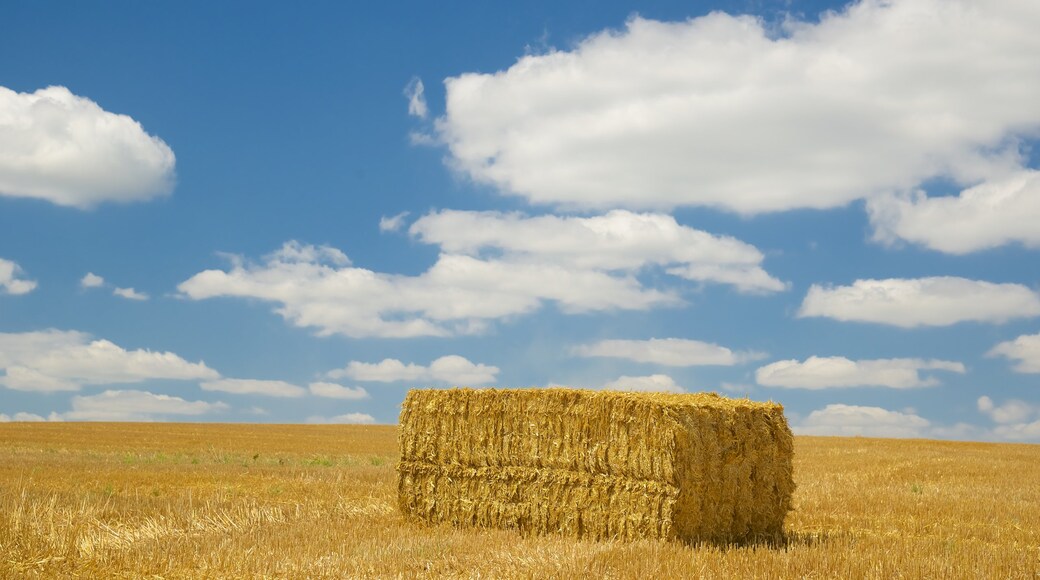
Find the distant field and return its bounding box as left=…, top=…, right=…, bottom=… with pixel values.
left=1, top=423, right=1037, bottom=578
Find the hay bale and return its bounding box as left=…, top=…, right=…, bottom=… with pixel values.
left=397, top=388, right=794, bottom=543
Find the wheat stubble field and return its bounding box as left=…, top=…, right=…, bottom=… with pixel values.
left=0, top=423, right=1037, bottom=579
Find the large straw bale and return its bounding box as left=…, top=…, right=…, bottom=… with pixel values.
left=397, top=388, right=794, bottom=543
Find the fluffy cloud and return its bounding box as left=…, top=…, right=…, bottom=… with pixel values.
left=977, top=396, right=1036, bottom=424
left=602, top=374, right=684, bottom=394
left=62, top=389, right=228, bottom=421
left=178, top=240, right=678, bottom=338
left=0, top=329, right=218, bottom=392
left=868, top=170, right=1040, bottom=254
left=796, top=404, right=931, bottom=438
left=379, top=211, right=410, bottom=232
left=0, top=258, right=36, bottom=295
left=992, top=421, right=1040, bottom=442
left=307, top=382, right=369, bottom=400
left=80, top=272, right=105, bottom=288
left=306, top=413, right=377, bottom=425
left=977, top=396, right=1040, bottom=442
left=0, top=85, right=175, bottom=207
left=329, top=355, right=498, bottom=385
left=755, top=356, right=965, bottom=389
left=1, top=391, right=226, bottom=422
left=411, top=210, right=785, bottom=293
left=199, top=378, right=307, bottom=398
left=404, top=77, right=428, bottom=119
left=77, top=273, right=148, bottom=300
left=799, top=277, right=1040, bottom=327
left=113, top=287, right=149, bottom=301
left=0, top=412, right=54, bottom=422
left=987, top=332, right=1040, bottom=373
left=572, top=337, right=763, bottom=366
left=436, top=2, right=1040, bottom=215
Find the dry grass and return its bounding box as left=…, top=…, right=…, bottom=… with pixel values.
left=0, top=422, right=1037, bottom=578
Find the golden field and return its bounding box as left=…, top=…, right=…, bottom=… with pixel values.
left=0, top=422, right=1037, bottom=579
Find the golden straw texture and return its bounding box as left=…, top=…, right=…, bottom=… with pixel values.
left=397, top=388, right=794, bottom=543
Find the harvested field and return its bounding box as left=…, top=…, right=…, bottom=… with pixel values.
left=0, top=422, right=1038, bottom=578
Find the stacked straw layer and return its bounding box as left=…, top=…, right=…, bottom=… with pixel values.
left=397, top=388, right=794, bottom=542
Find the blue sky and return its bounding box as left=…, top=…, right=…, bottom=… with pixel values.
left=1, top=0, right=1039, bottom=440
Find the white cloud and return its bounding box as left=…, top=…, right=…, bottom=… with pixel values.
left=987, top=332, right=1040, bottom=373
left=80, top=272, right=105, bottom=288
left=0, top=412, right=53, bottom=422
left=410, top=210, right=786, bottom=293
left=0, top=329, right=218, bottom=392
left=435, top=2, right=1040, bottom=214
left=113, top=287, right=149, bottom=301
left=329, top=355, right=498, bottom=385
left=0, top=85, right=175, bottom=207
left=306, top=413, right=377, bottom=425
left=977, top=396, right=1037, bottom=424
left=992, top=421, right=1040, bottom=442
left=0, top=258, right=36, bottom=295
left=404, top=77, right=428, bottom=119
left=179, top=240, right=677, bottom=338
left=409, top=131, right=437, bottom=146
left=797, top=399, right=1040, bottom=442
left=200, top=378, right=307, bottom=398
left=868, top=169, right=1040, bottom=254
left=602, top=374, right=684, bottom=394
left=308, top=382, right=369, bottom=400
left=379, top=211, right=410, bottom=233
left=572, top=337, right=763, bottom=366
left=977, top=396, right=1040, bottom=442
left=799, top=277, right=1040, bottom=327
left=269, top=240, right=350, bottom=266
left=796, top=404, right=931, bottom=438
left=756, top=356, right=965, bottom=389
left=62, top=389, right=228, bottom=421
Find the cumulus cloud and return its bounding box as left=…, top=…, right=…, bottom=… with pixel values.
left=0, top=329, right=218, bottom=392
left=0, top=85, right=175, bottom=207
left=113, top=287, right=149, bottom=301
left=987, top=332, right=1040, bottom=373
left=77, top=274, right=149, bottom=300
left=306, top=413, right=377, bottom=425
left=755, top=356, right=965, bottom=389
left=991, top=421, right=1040, bottom=441
left=411, top=210, right=786, bottom=293
left=796, top=404, right=932, bottom=438
left=435, top=2, right=1040, bottom=215
left=977, top=396, right=1040, bottom=442
left=404, top=77, right=428, bottom=119
left=0, top=412, right=55, bottom=422
left=602, top=374, right=684, bottom=393
left=199, top=378, right=307, bottom=398
left=62, top=389, right=228, bottom=421
left=868, top=170, right=1040, bottom=254
left=0, top=257, right=36, bottom=295
left=379, top=211, right=410, bottom=233
left=329, top=355, right=499, bottom=385
left=977, top=396, right=1036, bottom=424
left=799, top=277, right=1040, bottom=327
left=307, top=382, right=369, bottom=400
left=80, top=272, right=105, bottom=288
left=572, top=337, right=764, bottom=366
left=178, top=240, right=678, bottom=338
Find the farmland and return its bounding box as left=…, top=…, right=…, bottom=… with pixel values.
left=1, top=422, right=1037, bottom=578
